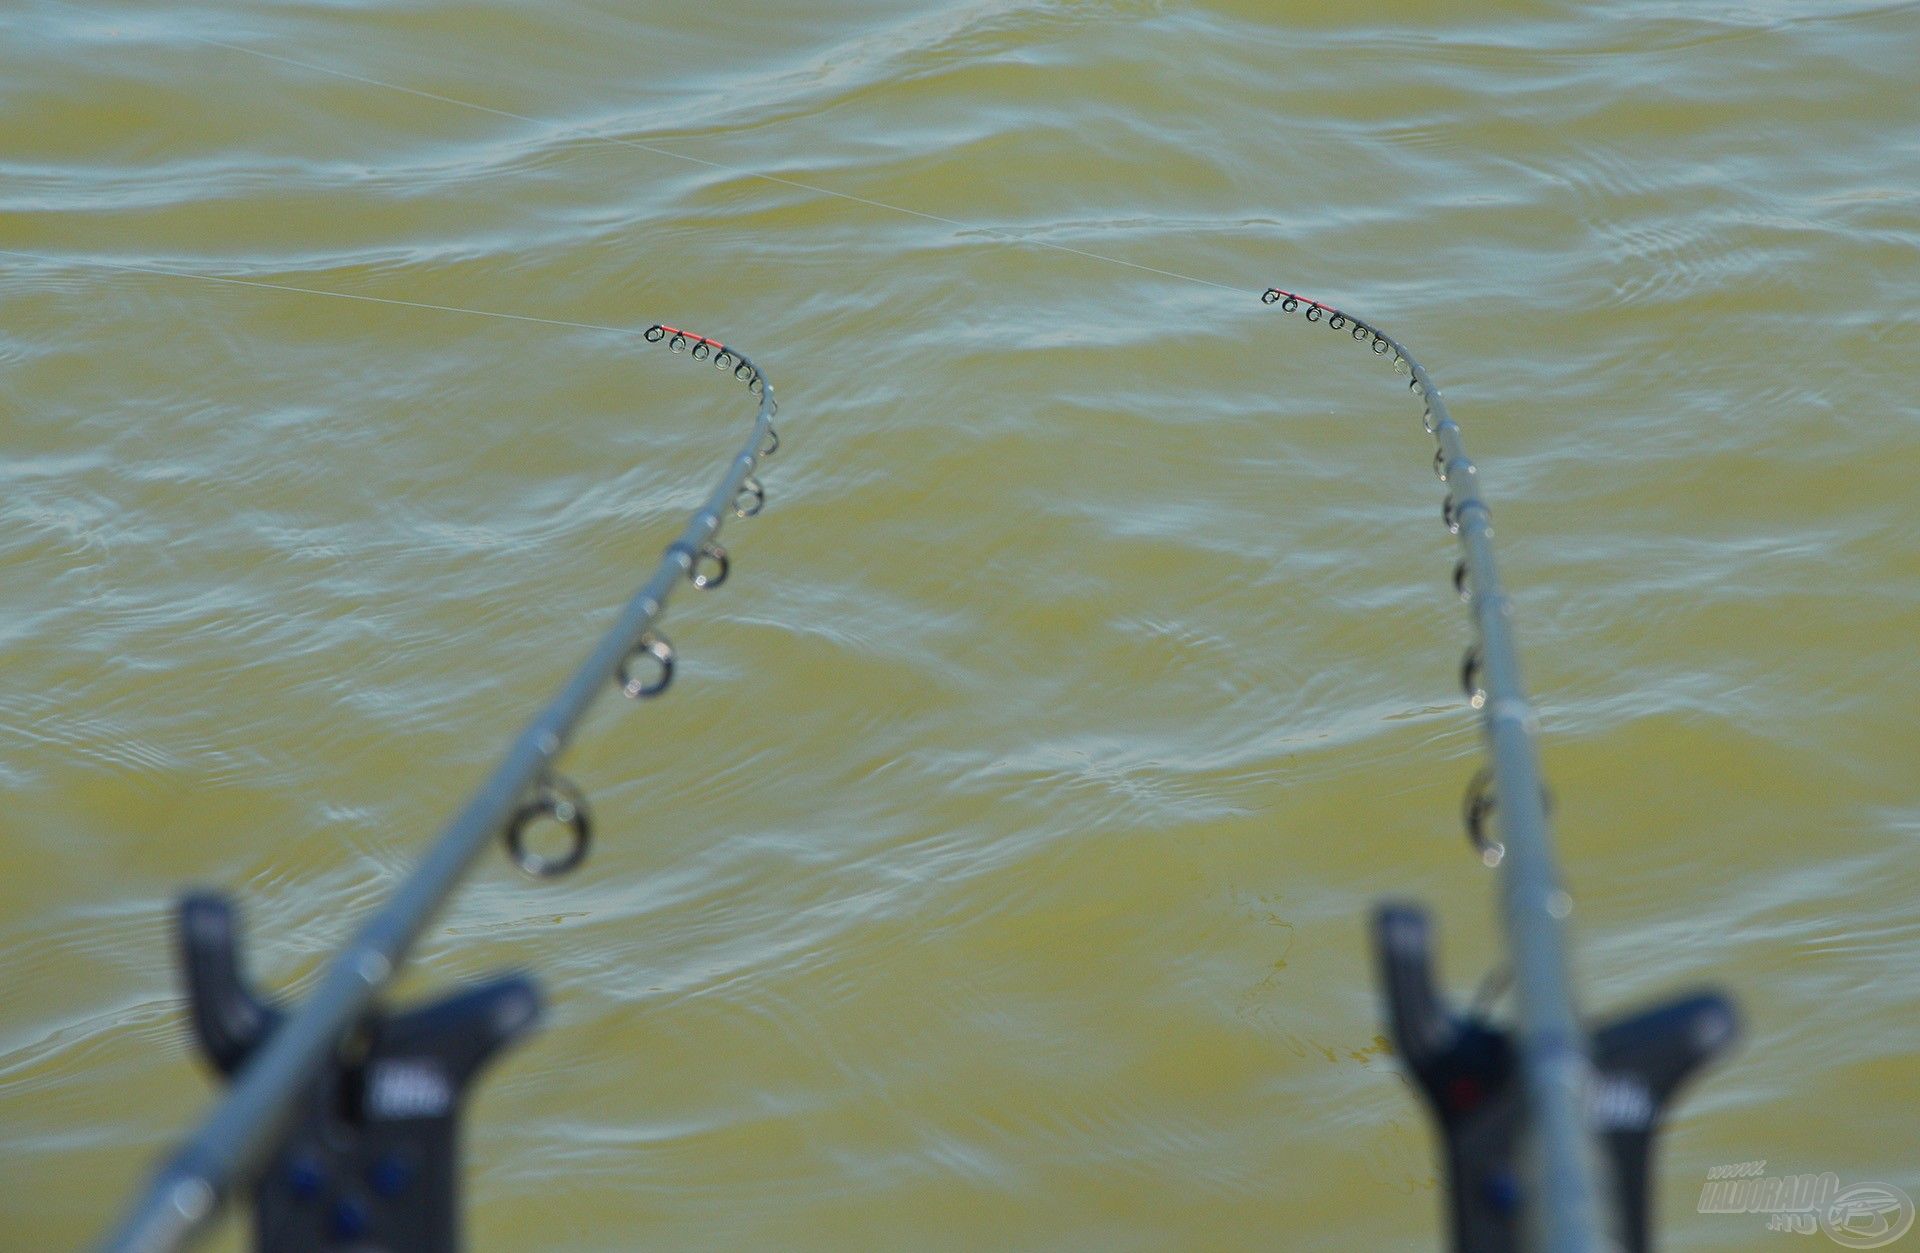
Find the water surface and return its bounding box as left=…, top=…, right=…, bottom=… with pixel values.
left=4, top=1, right=1918, bottom=1248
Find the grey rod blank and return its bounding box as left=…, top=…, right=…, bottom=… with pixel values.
left=97, top=349, right=778, bottom=1253
left=1403, top=335, right=1609, bottom=1251
left=1266, top=286, right=1608, bottom=1252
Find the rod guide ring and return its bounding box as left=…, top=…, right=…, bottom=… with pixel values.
left=1463, top=767, right=1503, bottom=867
left=691, top=542, right=729, bottom=589
left=505, top=774, right=592, bottom=878
left=617, top=633, right=674, bottom=699
left=1462, top=644, right=1486, bottom=709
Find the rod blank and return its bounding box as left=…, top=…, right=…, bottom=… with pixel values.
left=1265, top=286, right=1609, bottom=1253
left=98, top=338, right=779, bottom=1253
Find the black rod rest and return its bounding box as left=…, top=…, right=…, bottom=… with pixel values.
left=1373, top=904, right=1739, bottom=1252
left=179, top=894, right=542, bottom=1252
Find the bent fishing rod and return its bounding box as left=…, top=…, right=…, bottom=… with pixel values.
left=85, top=280, right=1742, bottom=1253
left=98, top=325, right=779, bottom=1253
left=1260, top=288, right=1740, bottom=1252
left=23, top=29, right=1742, bottom=1246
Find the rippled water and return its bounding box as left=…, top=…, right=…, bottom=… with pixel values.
left=4, top=1, right=1918, bottom=1248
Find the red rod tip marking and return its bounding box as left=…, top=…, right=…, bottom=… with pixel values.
left=658, top=324, right=724, bottom=349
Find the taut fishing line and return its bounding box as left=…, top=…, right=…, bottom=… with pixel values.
left=0, top=248, right=649, bottom=339
left=24, top=0, right=1258, bottom=307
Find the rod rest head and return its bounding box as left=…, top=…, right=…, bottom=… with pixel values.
left=177, top=892, right=544, bottom=1252
left=1372, top=901, right=1738, bottom=1253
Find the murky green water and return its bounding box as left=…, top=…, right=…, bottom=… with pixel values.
left=5, top=1, right=1918, bottom=1248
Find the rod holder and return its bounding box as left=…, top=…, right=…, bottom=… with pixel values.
left=177, top=893, right=543, bottom=1252
left=1372, top=902, right=1738, bottom=1253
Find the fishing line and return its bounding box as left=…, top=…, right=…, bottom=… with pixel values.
left=33, top=0, right=1258, bottom=301
left=0, top=247, right=649, bottom=338
left=12, top=3, right=1530, bottom=952
left=6, top=15, right=1486, bottom=917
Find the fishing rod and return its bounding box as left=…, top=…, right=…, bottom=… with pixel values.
left=33, top=267, right=1741, bottom=1250
left=26, top=12, right=1743, bottom=1243
left=73, top=276, right=1742, bottom=1253
left=1260, top=287, right=1740, bottom=1252
left=96, top=325, right=780, bottom=1253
